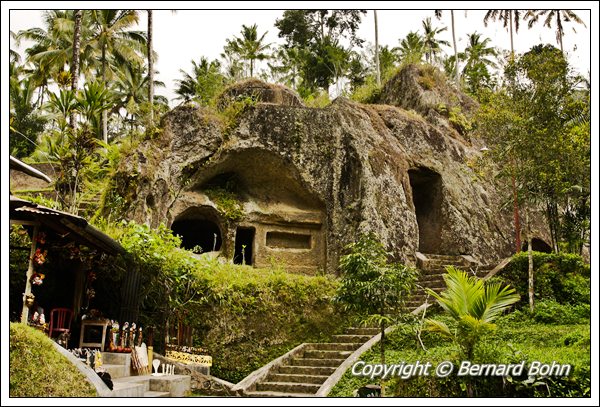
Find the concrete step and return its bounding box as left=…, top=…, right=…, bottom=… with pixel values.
left=305, top=342, right=362, bottom=352
left=278, top=365, right=337, bottom=376
left=291, top=357, right=345, bottom=367
left=345, top=327, right=380, bottom=336
left=245, top=390, right=316, bottom=397
left=332, top=334, right=372, bottom=343
left=101, top=352, right=132, bottom=366
left=256, top=381, right=321, bottom=394
left=111, top=381, right=145, bottom=397
left=143, top=390, right=171, bottom=397
left=112, top=375, right=150, bottom=392
left=148, top=374, right=191, bottom=397
left=268, top=373, right=329, bottom=384
left=102, top=363, right=128, bottom=379
left=303, top=349, right=352, bottom=359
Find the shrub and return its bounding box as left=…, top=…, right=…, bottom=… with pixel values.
left=531, top=300, right=590, bottom=324
left=499, top=252, right=590, bottom=307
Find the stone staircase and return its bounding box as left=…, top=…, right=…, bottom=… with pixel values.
left=101, top=352, right=191, bottom=397
left=242, top=327, right=380, bottom=397
left=407, top=253, right=492, bottom=310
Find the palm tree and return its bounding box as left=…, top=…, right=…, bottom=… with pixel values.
left=225, top=24, right=271, bottom=77
left=525, top=10, right=586, bottom=53
left=394, top=31, right=424, bottom=65
left=16, top=10, right=79, bottom=107
left=435, top=10, right=459, bottom=84
left=70, top=10, right=83, bottom=129
left=147, top=10, right=154, bottom=124
left=174, top=57, right=226, bottom=105
left=421, top=17, right=450, bottom=64
left=113, top=62, right=166, bottom=130
left=267, top=46, right=303, bottom=89
left=484, top=10, right=524, bottom=57
left=426, top=267, right=519, bottom=395
left=88, top=10, right=146, bottom=142
left=458, top=32, right=498, bottom=93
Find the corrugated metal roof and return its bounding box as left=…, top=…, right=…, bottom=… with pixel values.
left=10, top=195, right=124, bottom=255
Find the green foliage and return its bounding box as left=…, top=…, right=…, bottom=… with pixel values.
left=275, top=10, right=366, bottom=92
left=395, top=31, right=425, bottom=65
left=175, top=57, right=228, bottom=105
left=9, top=323, right=97, bottom=396
left=499, top=251, right=590, bottom=307
left=9, top=77, right=47, bottom=158
left=336, top=233, right=418, bottom=317
left=330, top=317, right=590, bottom=397
left=448, top=106, right=472, bottom=135
left=217, top=93, right=258, bottom=134
left=426, top=267, right=520, bottom=361
left=476, top=44, right=590, bottom=252
left=95, top=219, right=347, bottom=383
left=204, top=187, right=244, bottom=222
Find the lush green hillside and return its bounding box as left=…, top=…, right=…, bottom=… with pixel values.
left=9, top=323, right=96, bottom=397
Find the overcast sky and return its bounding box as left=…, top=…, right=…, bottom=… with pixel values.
left=7, top=4, right=595, bottom=104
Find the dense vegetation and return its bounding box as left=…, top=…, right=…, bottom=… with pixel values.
left=330, top=251, right=591, bottom=397
left=91, top=221, right=349, bottom=383
left=8, top=8, right=591, bottom=393
left=9, top=323, right=97, bottom=397
left=329, top=316, right=590, bottom=397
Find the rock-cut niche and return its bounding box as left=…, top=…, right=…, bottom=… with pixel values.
left=171, top=207, right=223, bottom=253
left=408, top=167, right=443, bottom=254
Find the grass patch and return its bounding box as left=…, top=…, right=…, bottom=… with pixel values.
left=329, top=314, right=590, bottom=397
left=9, top=322, right=97, bottom=397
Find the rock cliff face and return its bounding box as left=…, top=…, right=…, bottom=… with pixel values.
left=114, top=66, right=519, bottom=273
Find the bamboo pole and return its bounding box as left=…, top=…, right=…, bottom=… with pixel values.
left=21, top=224, right=40, bottom=324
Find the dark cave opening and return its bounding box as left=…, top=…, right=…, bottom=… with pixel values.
left=409, top=167, right=443, bottom=254
left=171, top=217, right=222, bottom=253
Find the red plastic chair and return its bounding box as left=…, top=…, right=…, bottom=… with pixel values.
left=48, top=308, right=73, bottom=340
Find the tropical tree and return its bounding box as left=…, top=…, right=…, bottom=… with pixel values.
left=335, top=233, right=418, bottom=395
left=223, top=24, right=271, bottom=78
left=113, top=62, right=167, bottom=130
left=394, top=31, right=424, bottom=65
left=374, top=10, right=381, bottom=86
left=458, top=32, right=498, bottom=94
left=434, top=10, right=459, bottom=84
left=525, top=10, right=586, bottom=53
left=174, top=57, right=227, bottom=105
left=147, top=10, right=154, bottom=124
left=426, top=267, right=519, bottom=396
left=421, top=17, right=450, bottom=64
left=69, top=9, right=83, bottom=129
left=275, top=10, right=366, bottom=93
left=9, top=76, right=47, bottom=158
left=88, top=10, right=146, bottom=142
left=484, top=9, right=524, bottom=57
left=267, top=46, right=303, bottom=89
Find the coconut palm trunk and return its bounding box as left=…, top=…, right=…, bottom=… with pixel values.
left=451, top=10, right=459, bottom=84
left=147, top=10, right=154, bottom=123
left=70, top=9, right=82, bottom=129
left=101, top=44, right=108, bottom=143
left=374, top=10, right=381, bottom=86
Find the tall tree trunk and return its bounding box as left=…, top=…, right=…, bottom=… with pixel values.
left=70, top=10, right=83, bottom=130
left=374, top=10, right=381, bottom=86
left=509, top=10, right=514, bottom=57
left=512, top=172, right=521, bottom=253
left=451, top=10, right=459, bottom=84
left=557, top=14, right=564, bottom=53
left=147, top=10, right=154, bottom=124
left=380, top=319, right=385, bottom=396
left=101, top=43, right=108, bottom=143
left=526, top=210, right=534, bottom=313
